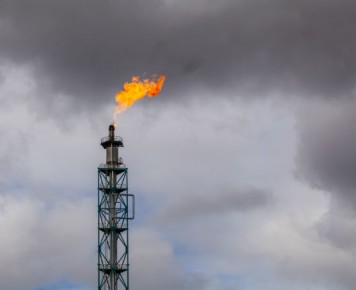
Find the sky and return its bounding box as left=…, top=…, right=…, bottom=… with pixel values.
left=0, top=0, right=356, bottom=289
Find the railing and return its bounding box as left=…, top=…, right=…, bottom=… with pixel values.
left=99, top=222, right=128, bottom=229
left=100, top=136, right=123, bottom=144
left=98, top=160, right=126, bottom=169
left=98, top=184, right=128, bottom=190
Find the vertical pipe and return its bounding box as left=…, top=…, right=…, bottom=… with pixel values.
left=100, top=124, right=127, bottom=290
left=109, top=143, right=117, bottom=290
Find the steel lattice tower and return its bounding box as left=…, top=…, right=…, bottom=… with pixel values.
left=98, top=125, right=134, bottom=290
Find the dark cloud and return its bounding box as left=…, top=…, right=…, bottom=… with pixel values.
left=2, top=1, right=356, bottom=289
left=157, top=187, right=273, bottom=221
left=296, top=98, right=356, bottom=207
left=0, top=70, right=4, bottom=86
left=1, top=0, right=356, bottom=113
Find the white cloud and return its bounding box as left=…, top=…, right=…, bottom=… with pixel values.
left=0, top=194, right=96, bottom=290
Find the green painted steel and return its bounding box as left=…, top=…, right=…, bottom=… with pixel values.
left=98, top=165, right=131, bottom=290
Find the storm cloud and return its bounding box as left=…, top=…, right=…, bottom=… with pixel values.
left=1, top=1, right=356, bottom=290
left=297, top=97, right=356, bottom=207
left=1, top=0, right=356, bottom=112
left=157, top=187, right=273, bottom=222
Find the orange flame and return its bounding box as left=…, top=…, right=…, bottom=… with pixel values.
left=113, top=75, right=166, bottom=120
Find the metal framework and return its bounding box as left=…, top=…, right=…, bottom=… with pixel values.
left=98, top=125, right=134, bottom=290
